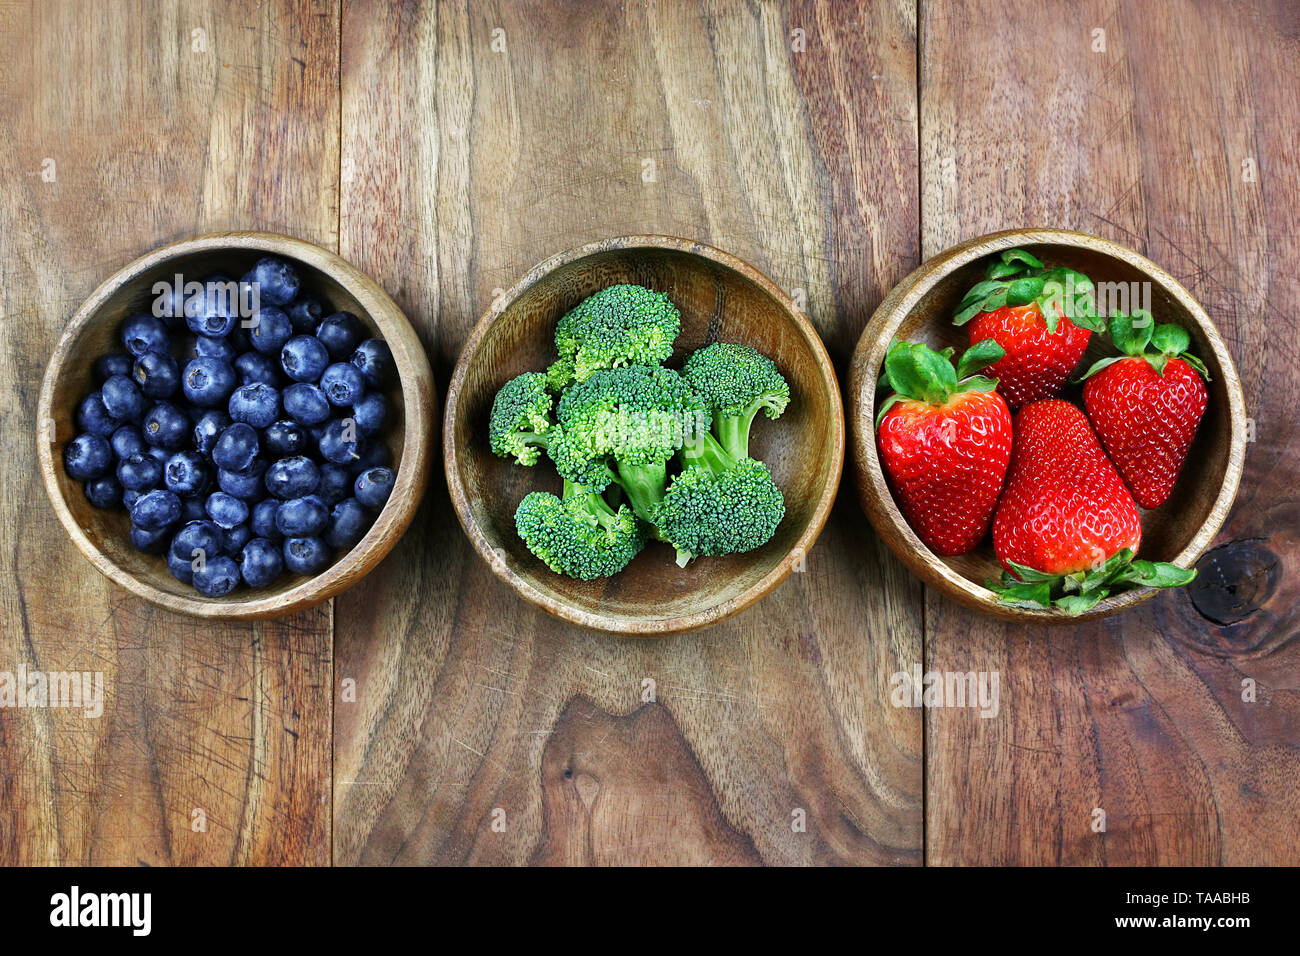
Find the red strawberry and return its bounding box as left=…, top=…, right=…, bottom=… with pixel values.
left=993, top=399, right=1142, bottom=576
left=1081, top=315, right=1209, bottom=508
left=968, top=304, right=1091, bottom=409
left=876, top=339, right=1012, bottom=556
left=953, top=247, right=1103, bottom=410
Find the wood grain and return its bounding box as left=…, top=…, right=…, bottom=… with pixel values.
left=0, top=0, right=336, bottom=864
left=333, top=0, right=922, bottom=865
left=919, top=0, right=1300, bottom=864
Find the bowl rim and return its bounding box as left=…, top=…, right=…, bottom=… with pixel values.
left=36, top=230, right=436, bottom=620
left=443, top=234, right=846, bottom=635
left=848, top=227, right=1247, bottom=624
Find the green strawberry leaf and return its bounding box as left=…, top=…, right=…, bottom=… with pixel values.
left=1110, top=311, right=1154, bottom=355
left=955, top=338, right=1006, bottom=378
left=1114, top=561, right=1197, bottom=589
left=885, top=341, right=958, bottom=404
left=987, top=579, right=1054, bottom=609
left=954, top=298, right=987, bottom=326
left=1076, top=355, right=1126, bottom=383
left=874, top=393, right=903, bottom=429
left=1057, top=590, right=1109, bottom=615
left=1000, top=248, right=1045, bottom=270
left=1181, top=352, right=1212, bottom=381
left=986, top=261, right=1024, bottom=280
left=1151, top=322, right=1190, bottom=356
left=1005, top=559, right=1059, bottom=583
left=1005, top=275, right=1047, bottom=306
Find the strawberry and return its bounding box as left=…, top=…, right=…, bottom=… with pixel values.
left=953, top=247, right=1104, bottom=410
left=876, top=339, right=1012, bottom=556
left=988, top=399, right=1194, bottom=614
left=1080, top=313, right=1210, bottom=508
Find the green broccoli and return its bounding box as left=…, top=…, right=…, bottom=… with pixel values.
left=650, top=432, right=785, bottom=566
left=488, top=372, right=557, bottom=466
left=554, top=364, right=708, bottom=523
left=683, top=342, right=791, bottom=460
left=514, top=480, right=647, bottom=580
left=546, top=284, right=682, bottom=390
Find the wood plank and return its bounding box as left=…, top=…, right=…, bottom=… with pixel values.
left=334, top=0, right=923, bottom=865
left=0, top=0, right=337, bottom=865
left=919, top=0, right=1300, bottom=864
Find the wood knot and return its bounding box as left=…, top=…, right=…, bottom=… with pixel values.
left=1189, top=539, right=1279, bottom=626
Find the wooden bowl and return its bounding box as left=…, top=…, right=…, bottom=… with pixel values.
left=445, top=236, right=844, bottom=635
left=848, top=228, right=1246, bottom=624
left=37, top=232, right=436, bottom=620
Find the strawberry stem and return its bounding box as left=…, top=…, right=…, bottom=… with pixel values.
left=986, top=548, right=1197, bottom=615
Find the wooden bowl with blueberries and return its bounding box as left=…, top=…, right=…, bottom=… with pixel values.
left=37, top=232, right=435, bottom=619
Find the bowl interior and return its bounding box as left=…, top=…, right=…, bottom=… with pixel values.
left=47, top=246, right=407, bottom=607
left=452, top=244, right=840, bottom=628
left=874, top=240, right=1235, bottom=596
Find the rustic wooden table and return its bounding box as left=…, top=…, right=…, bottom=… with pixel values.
left=1, top=0, right=1296, bottom=866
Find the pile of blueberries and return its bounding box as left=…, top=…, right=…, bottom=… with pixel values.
left=63, top=255, right=399, bottom=597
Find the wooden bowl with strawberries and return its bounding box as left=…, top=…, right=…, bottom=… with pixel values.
left=848, top=228, right=1246, bottom=623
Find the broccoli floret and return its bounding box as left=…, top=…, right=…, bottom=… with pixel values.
left=488, top=372, right=557, bottom=466
left=650, top=432, right=785, bottom=566
left=546, top=284, right=682, bottom=389
left=683, top=342, right=790, bottom=460
left=515, top=480, right=647, bottom=580
left=555, top=364, right=708, bottom=523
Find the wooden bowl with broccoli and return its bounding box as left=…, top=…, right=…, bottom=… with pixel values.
left=444, top=236, right=844, bottom=635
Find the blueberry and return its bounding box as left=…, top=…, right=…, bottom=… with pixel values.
left=171, top=519, right=223, bottom=563
left=167, top=549, right=196, bottom=584
left=187, top=279, right=240, bottom=338
left=315, top=463, right=353, bottom=505
left=244, top=257, right=300, bottom=307
left=129, top=523, right=171, bottom=554
left=192, top=410, right=232, bottom=458
left=319, top=418, right=365, bottom=464
left=96, top=352, right=134, bottom=381
left=248, top=305, right=293, bottom=354
left=217, top=459, right=268, bottom=500
left=222, top=523, right=252, bottom=556
left=100, top=374, right=146, bottom=421
left=275, top=496, right=329, bottom=537
left=320, top=362, right=365, bottom=407
left=348, top=440, right=389, bottom=474
left=141, top=402, right=189, bottom=449
left=154, top=280, right=192, bottom=329
left=110, top=425, right=146, bottom=461
left=64, top=433, right=113, bottom=480
left=350, top=338, right=395, bottom=388
left=251, top=499, right=283, bottom=540
left=234, top=351, right=281, bottom=386
left=193, top=555, right=240, bottom=597
left=316, top=311, right=361, bottom=360
left=351, top=391, right=387, bottom=435
left=144, top=444, right=173, bottom=467
left=282, top=382, right=331, bottom=425
left=132, top=350, right=180, bottom=399
left=263, top=420, right=307, bottom=458
left=287, top=295, right=325, bottom=334
left=84, top=474, right=123, bottom=509
left=283, top=536, right=330, bottom=575
left=123, top=488, right=144, bottom=511
left=212, top=423, right=260, bottom=472
left=77, top=392, right=119, bottom=437
left=121, top=313, right=170, bottom=357
left=180, top=496, right=207, bottom=522
left=280, top=334, right=330, bottom=383
left=187, top=334, right=238, bottom=363
left=129, top=488, right=181, bottom=531
left=163, top=451, right=208, bottom=498
left=265, top=456, right=320, bottom=499
left=182, top=357, right=237, bottom=408
left=206, top=492, right=250, bottom=530
left=354, top=467, right=395, bottom=510
left=324, top=497, right=370, bottom=550
left=240, top=537, right=284, bottom=588
left=228, top=382, right=280, bottom=429
left=117, top=452, right=164, bottom=491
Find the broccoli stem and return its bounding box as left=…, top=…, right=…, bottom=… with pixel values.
left=713, top=414, right=752, bottom=462
left=680, top=431, right=736, bottom=475
left=611, top=460, right=667, bottom=526
left=562, top=479, right=620, bottom=531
